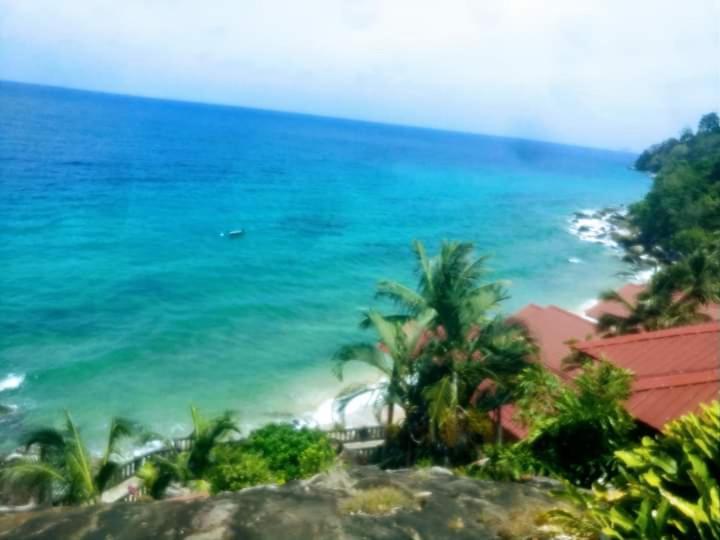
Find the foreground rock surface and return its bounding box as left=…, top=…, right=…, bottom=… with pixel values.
left=0, top=466, right=564, bottom=539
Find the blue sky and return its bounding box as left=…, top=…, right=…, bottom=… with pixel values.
left=1, top=0, right=717, bottom=150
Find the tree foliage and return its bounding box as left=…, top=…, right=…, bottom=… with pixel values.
left=548, top=401, right=720, bottom=539
left=477, top=362, right=636, bottom=487
left=631, top=112, right=720, bottom=259
left=597, top=243, right=720, bottom=336
left=334, top=240, right=535, bottom=465
left=0, top=412, right=139, bottom=505
left=138, top=406, right=239, bottom=498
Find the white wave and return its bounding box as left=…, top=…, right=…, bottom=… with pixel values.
left=632, top=268, right=657, bottom=284
left=0, top=373, right=24, bottom=392
left=568, top=257, right=583, bottom=264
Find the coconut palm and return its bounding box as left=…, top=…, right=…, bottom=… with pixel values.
left=598, top=247, right=720, bottom=335
left=333, top=308, right=436, bottom=427
left=423, top=316, right=536, bottom=447
left=595, top=288, right=675, bottom=335
left=368, top=240, right=508, bottom=342
left=1, top=412, right=138, bottom=505
left=356, top=240, right=533, bottom=454
left=655, top=248, right=720, bottom=309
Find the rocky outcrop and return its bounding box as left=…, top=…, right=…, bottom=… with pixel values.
left=0, top=466, right=567, bottom=539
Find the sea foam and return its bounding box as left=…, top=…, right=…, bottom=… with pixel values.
left=0, top=374, right=24, bottom=392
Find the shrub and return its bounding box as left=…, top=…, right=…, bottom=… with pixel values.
left=501, top=362, right=637, bottom=486
left=244, top=424, right=335, bottom=482
left=547, top=401, right=720, bottom=539
left=207, top=446, right=277, bottom=493
left=466, top=443, right=550, bottom=482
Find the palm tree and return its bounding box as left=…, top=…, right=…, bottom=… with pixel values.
left=1, top=412, right=137, bottom=505
left=333, top=309, right=436, bottom=427
left=655, top=248, right=720, bottom=310
left=467, top=317, right=538, bottom=445
left=358, top=240, right=533, bottom=453
left=598, top=247, right=720, bottom=336
left=138, top=406, right=239, bottom=498
left=185, top=406, right=239, bottom=478
left=369, top=240, right=508, bottom=342
left=596, top=288, right=675, bottom=335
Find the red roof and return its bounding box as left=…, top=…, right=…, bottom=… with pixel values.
left=585, top=283, right=645, bottom=320
left=479, top=304, right=596, bottom=439
left=575, top=322, right=720, bottom=430
left=511, top=304, right=596, bottom=375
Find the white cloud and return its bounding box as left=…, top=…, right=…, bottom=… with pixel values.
left=0, top=0, right=717, bottom=149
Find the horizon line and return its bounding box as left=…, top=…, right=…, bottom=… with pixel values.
left=0, top=77, right=639, bottom=156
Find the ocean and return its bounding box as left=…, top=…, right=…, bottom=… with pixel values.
left=0, top=81, right=650, bottom=449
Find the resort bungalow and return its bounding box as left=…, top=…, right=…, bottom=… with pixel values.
left=573, top=322, right=720, bottom=432
left=489, top=299, right=720, bottom=441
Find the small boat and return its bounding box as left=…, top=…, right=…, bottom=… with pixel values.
left=221, top=229, right=245, bottom=238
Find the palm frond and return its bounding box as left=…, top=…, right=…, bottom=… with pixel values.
left=63, top=411, right=97, bottom=502
left=102, top=417, right=138, bottom=464
left=22, top=428, right=66, bottom=458
left=366, top=310, right=403, bottom=358
left=332, top=342, right=391, bottom=380
left=597, top=289, right=634, bottom=310
left=375, top=280, right=427, bottom=313
left=359, top=313, right=412, bottom=330
left=423, top=375, right=460, bottom=444
left=412, top=240, right=435, bottom=297
left=94, top=461, right=120, bottom=493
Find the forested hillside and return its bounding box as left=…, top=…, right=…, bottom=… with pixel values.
left=630, top=112, right=720, bottom=259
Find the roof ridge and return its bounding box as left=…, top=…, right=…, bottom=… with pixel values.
left=633, top=368, right=720, bottom=391
left=577, top=322, right=720, bottom=349
left=546, top=304, right=587, bottom=319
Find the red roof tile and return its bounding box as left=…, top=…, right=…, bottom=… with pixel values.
left=585, top=283, right=645, bottom=320
left=490, top=404, right=529, bottom=440
left=575, top=322, right=720, bottom=430
left=510, top=304, right=596, bottom=375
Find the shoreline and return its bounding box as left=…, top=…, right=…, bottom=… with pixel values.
left=1, top=204, right=661, bottom=452
left=309, top=205, right=663, bottom=432
left=1, top=206, right=659, bottom=451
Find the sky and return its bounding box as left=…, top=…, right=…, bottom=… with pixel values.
left=1, top=0, right=718, bottom=150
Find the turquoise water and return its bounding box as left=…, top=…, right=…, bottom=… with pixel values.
left=0, top=81, right=649, bottom=449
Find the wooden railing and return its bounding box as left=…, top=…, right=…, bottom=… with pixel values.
left=111, top=426, right=386, bottom=502
left=325, top=426, right=386, bottom=443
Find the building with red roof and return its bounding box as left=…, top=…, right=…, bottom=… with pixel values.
left=487, top=301, right=719, bottom=441
left=510, top=304, right=596, bottom=375
left=574, top=322, right=720, bottom=430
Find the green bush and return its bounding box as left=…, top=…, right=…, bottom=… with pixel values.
left=244, top=424, right=335, bottom=482
left=207, top=446, right=277, bottom=493
left=548, top=401, right=720, bottom=539
left=465, top=443, right=550, bottom=482
left=504, top=362, right=636, bottom=486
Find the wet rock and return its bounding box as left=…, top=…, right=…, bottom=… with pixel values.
left=0, top=466, right=567, bottom=540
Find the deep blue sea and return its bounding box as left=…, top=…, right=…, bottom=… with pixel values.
left=0, top=81, right=650, bottom=449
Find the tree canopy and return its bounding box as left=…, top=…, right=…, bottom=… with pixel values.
left=630, top=112, right=720, bottom=259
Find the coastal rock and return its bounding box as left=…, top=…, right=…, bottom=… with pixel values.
left=0, top=466, right=568, bottom=540
left=567, top=206, right=661, bottom=279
